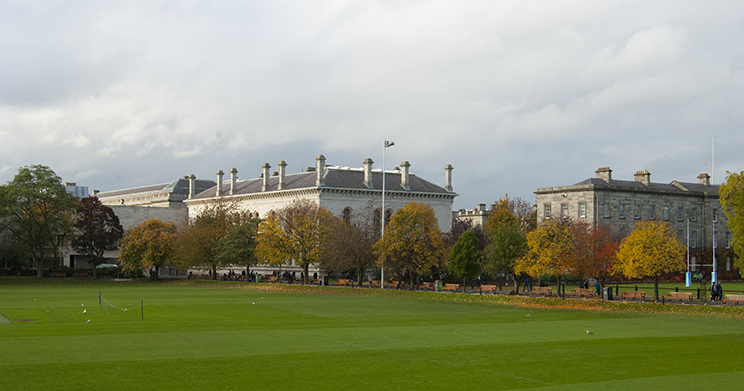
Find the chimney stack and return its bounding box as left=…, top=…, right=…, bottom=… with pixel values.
left=262, top=163, right=271, bottom=191
left=634, top=169, right=651, bottom=186
left=278, top=160, right=287, bottom=190
left=444, top=164, right=454, bottom=192
left=316, top=154, right=326, bottom=186
left=400, top=161, right=411, bottom=190
left=595, top=167, right=612, bottom=182
left=698, top=173, right=711, bottom=186
left=229, top=168, right=238, bottom=195
left=363, top=158, right=374, bottom=188
left=188, top=174, right=196, bottom=199
left=215, top=170, right=224, bottom=197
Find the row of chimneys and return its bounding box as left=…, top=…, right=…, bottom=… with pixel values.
left=187, top=155, right=455, bottom=199
left=595, top=167, right=712, bottom=186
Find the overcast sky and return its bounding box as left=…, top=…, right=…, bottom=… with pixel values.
left=1, top=1, right=743, bottom=210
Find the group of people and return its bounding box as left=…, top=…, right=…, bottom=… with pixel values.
left=710, top=281, right=723, bottom=301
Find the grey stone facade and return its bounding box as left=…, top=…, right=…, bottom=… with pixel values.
left=535, top=167, right=733, bottom=271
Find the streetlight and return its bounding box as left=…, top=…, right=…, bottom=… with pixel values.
left=381, top=140, right=394, bottom=289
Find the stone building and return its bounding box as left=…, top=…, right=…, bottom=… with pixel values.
left=184, top=154, right=458, bottom=277
left=535, top=167, right=734, bottom=272
left=454, top=203, right=490, bottom=227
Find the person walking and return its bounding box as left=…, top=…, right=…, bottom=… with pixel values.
left=523, top=278, right=530, bottom=293
left=716, top=281, right=723, bottom=302
left=710, top=283, right=717, bottom=301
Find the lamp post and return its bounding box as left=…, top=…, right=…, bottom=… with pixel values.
left=381, top=140, right=394, bottom=289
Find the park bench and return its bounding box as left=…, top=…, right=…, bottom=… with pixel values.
left=666, top=291, right=693, bottom=303
left=51, top=272, right=66, bottom=278
left=722, top=294, right=744, bottom=306
left=72, top=272, right=88, bottom=278
left=335, top=279, right=350, bottom=286
left=621, top=290, right=645, bottom=301
left=370, top=280, right=381, bottom=288
left=265, top=276, right=278, bottom=283
left=480, top=285, right=497, bottom=294
left=569, top=288, right=594, bottom=298
left=443, top=283, right=460, bottom=292
left=418, top=283, right=434, bottom=291
left=531, top=286, right=552, bottom=296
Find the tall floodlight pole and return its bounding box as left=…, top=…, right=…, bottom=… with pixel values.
left=713, top=218, right=717, bottom=284
left=381, top=140, right=394, bottom=289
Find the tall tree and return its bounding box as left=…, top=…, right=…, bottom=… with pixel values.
left=483, top=196, right=534, bottom=292
left=175, top=201, right=253, bottom=279
left=118, top=218, right=178, bottom=280
left=614, top=221, right=686, bottom=300
left=719, top=171, right=744, bottom=273
left=373, top=202, right=447, bottom=286
left=256, top=199, right=336, bottom=284
left=566, top=221, right=619, bottom=284
left=214, top=219, right=261, bottom=276
left=322, top=203, right=379, bottom=287
left=0, top=165, right=78, bottom=278
left=72, top=196, right=124, bottom=278
left=448, top=230, right=482, bottom=290
left=514, top=217, right=573, bottom=291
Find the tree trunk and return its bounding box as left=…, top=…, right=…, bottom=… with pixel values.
left=151, top=266, right=160, bottom=281
left=556, top=275, right=562, bottom=297
left=212, top=265, right=217, bottom=280
left=654, top=278, right=659, bottom=301
left=304, top=264, right=309, bottom=285
left=511, top=274, right=519, bottom=294
left=358, top=267, right=364, bottom=287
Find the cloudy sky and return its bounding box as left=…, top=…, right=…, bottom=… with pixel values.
left=1, top=1, right=742, bottom=209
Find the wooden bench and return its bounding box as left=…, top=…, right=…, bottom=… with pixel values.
left=443, top=283, right=460, bottom=292
left=569, top=288, right=594, bottom=298
left=418, top=283, right=434, bottom=291
left=72, top=272, right=89, bottom=278
left=722, top=294, right=744, bottom=306
left=666, top=291, right=693, bottom=303
left=51, top=272, right=66, bottom=278
left=531, top=286, right=552, bottom=296
left=480, top=285, right=498, bottom=294
left=264, top=276, right=278, bottom=283
left=335, top=279, right=350, bottom=286
left=621, top=290, right=645, bottom=301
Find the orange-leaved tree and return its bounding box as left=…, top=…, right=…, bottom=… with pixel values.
left=514, top=217, right=573, bottom=291
left=566, top=221, right=619, bottom=285
left=719, top=171, right=744, bottom=273
left=118, top=218, right=179, bottom=280
left=256, top=199, right=337, bottom=284
left=373, top=202, right=447, bottom=287
left=614, top=221, right=685, bottom=300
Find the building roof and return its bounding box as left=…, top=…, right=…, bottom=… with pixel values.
left=193, top=167, right=452, bottom=199
left=540, top=177, right=719, bottom=197
left=97, top=178, right=217, bottom=200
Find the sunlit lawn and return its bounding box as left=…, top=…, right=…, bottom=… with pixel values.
left=1, top=278, right=743, bottom=390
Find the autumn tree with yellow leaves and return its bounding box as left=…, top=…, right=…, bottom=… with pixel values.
left=118, top=218, right=179, bottom=280
left=256, top=199, right=337, bottom=284
left=614, top=221, right=685, bottom=300
left=373, top=202, right=447, bottom=286
left=719, top=171, right=744, bottom=273
left=514, top=217, right=573, bottom=290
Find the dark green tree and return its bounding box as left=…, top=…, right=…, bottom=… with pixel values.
left=0, top=165, right=78, bottom=278
left=72, top=196, right=124, bottom=278
left=214, top=219, right=261, bottom=276
left=447, top=230, right=482, bottom=291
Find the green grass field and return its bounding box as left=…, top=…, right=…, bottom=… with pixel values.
left=1, top=279, right=743, bottom=390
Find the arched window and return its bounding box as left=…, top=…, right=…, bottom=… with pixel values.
left=342, top=208, right=352, bottom=225
left=385, top=209, right=393, bottom=228
left=373, top=208, right=381, bottom=231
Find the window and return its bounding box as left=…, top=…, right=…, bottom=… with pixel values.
left=561, top=203, right=568, bottom=217
left=677, top=207, right=683, bottom=221
left=664, top=206, right=670, bottom=221
left=726, top=232, right=731, bottom=249
left=649, top=205, right=656, bottom=220
left=579, top=203, right=586, bottom=218
left=619, top=204, right=626, bottom=219
left=544, top=204, right=551, bottom=219
left=342, top=208, right=352, bottom=224
left=385, top=209, right=392, bottom=227
left=691, top=229, right=697, bottom=248
left=634, top=204, right=641, bottom=220
left=691, top=207, right=697, bottom=222
left=373, top=209, right=381, bottom=230
left=712, top=208, right=718, bottom=222
left=604, top=203, right=610, bottom=218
